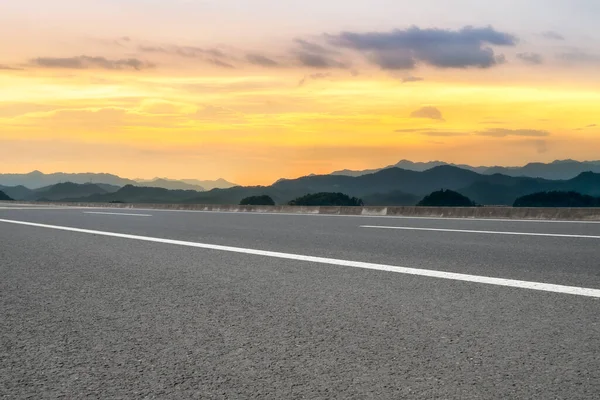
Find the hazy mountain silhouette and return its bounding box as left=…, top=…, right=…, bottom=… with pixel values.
left=180, top=178, right=238, bottom=190
left=0, top=182, right=116, bottom=201
left=135, top=178, right=205, bottom=191
left=5, top=165, right=600, bottom=206
left=0, top=171, right=236, bottom=191
left=64, top=185, right=204, bottom=203
left=330, top=159, right=600, bottom=180
left=0, top=171, right=137, bottom=189
left=0, top=185, right=34, bottom=200
left=33, top=183, right=115, bottom=201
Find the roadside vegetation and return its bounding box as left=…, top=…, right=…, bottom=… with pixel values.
left=417, top=189, right=477, bottom=207
left=239, top=195, right=276, bottom=206
left=288, top=192, right=364, bottom=206
left=514, top=191, right=600, bottom=207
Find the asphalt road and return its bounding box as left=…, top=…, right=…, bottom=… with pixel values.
left=1, top=205, right=599, bottom=399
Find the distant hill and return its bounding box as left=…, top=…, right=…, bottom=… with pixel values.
left=0, top=190, right=13, bottom=201
left=0, top=185, right=34, bottom=201
left=135, top=177, right=237, bottom=191
left=0, top=171, right=237, bottom=191
left=362, top=190, right=420, bottom=206
left=32, top=183, right=112, bottom=201
left=135, top=178, right=205, bottom=191
left=0, top=171, right=138, bottom=189
left=330, top=159, right=600, bottom=180
left=64, top=185, right=204, bottom=203
left=180, top=178, right=238, bottom=190
left=0, top=182, right=113, bottom=201
left=11, top=166, right=600, bottom=207
left=514, top=191, right=600, bottom=207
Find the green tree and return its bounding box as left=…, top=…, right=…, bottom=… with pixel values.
left=288, top=192, right=364, bottom=206
left=417, top=189, right=476, bottom=207
left=240, top=195, right=276, bottom=206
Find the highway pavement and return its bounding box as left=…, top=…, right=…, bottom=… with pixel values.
left=1, top=205, right=599, bottom=398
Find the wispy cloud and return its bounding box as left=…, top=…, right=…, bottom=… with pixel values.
left=557, top=49, right=600, bottom=64
left=517, top=52, right=543, bottom=65
left=477, top=128, right=550, bottom=137
left=542, top=31, right=565, bottom=41
left=246, top=53, right=280, bottom=67
left=410, top=106, right=444, bottom=121
left=401, top=75, right=424, bottom=83
left=31, top=56, right=154, bottom=70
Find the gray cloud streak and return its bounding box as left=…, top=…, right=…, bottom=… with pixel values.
left=517, top=52, right=543, bottom=65
left=31, top=56, right=154, bottom=70
left=326, top=25, right=517, bottom=70
left=477, top=128, right=550, bottom=137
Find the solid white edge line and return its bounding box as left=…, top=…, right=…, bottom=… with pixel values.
left=84, top=212, right=152, bottom=217
left=1, top=218, right=599, bottom=299
left=360, top=225, right=600, bottom=239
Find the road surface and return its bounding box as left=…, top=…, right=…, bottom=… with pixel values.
left=1, top=204, right=599, bottom=399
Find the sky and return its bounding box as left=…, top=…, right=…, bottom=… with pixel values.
left=1, top=0, right=599, bottom=185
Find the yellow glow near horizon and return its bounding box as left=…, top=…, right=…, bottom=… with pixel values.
left=2, top=63, right=600, bottom=185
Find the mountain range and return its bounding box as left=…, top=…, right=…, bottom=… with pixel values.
left=3, top=165, right=592, bottom=206
left=1, top=160, right=600, bottom=206
left=0, top=171, right=237, bottom=191
left=331, top=159, right=600, bottom=180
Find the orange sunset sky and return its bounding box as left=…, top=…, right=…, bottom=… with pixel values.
left=1, top=0, right=599, bottom=185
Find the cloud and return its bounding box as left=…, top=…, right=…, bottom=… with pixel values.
left=0, top=64, right=23, bottom=70
left=293, top=38, right=348, bottom=69
left=557, top=49, right=600, bottom=64
left=298, top=72, right=332, bottom=86
left=410, top=106, right=444, bottom=121
left=326, top=25, right=517, bottom=70
left=517, top=52, right=543, bottom=65
left=31, top=56, right=154, bottom=70
left=208, top=59, right=235, bottom=69
left=477, top=128, right=550, bottom=137
left=542, top=31, right=565, bottom=41
left=294, top=39, right=337, bottom=55
left=295, top=51, right=348, bottom=69
left=394, top=128, right=430, bottom=133
left=574, top=123, right=597, bottom=131
left=529, top=139, right=548, bottom=154
left=401, top=75, right=424, bottom=83
left=421, top=131, right=467, bottom=137
left=139, top=45, right=225, bottom=59
left=246, top=53, right=279, bottom=67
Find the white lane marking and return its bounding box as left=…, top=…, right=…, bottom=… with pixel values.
left=1, top=218, right=599, bottom=299
left=84, top=212, right=152, bottom=217
left=361, top=225, right=600, bottom=239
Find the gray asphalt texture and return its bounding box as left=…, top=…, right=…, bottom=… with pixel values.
left=1, top=206, right=599, bottom=399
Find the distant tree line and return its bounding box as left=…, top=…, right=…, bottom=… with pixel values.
left=513, top=191, right=600, bottom=207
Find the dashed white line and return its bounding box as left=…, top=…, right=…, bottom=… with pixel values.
left=361, top=225, right=600, bottom=239
left=84, top=212, right=152, bottom=217
left=1, top=218, right=599, bottom=299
